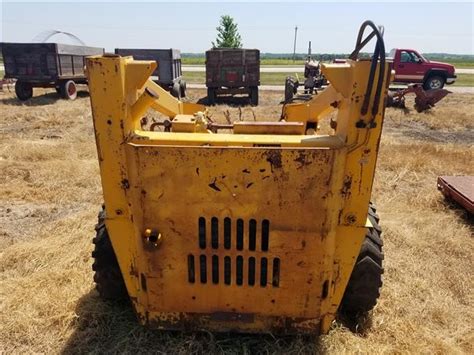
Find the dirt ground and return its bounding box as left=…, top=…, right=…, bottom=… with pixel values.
left=1, top=87, right=473, bottom=354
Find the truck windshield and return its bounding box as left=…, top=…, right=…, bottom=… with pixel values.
left=418, top=52, right=428, bottom=62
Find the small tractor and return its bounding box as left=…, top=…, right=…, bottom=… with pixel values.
left=86, top=20, right=389, bottom=335
left=284, top=41, right=327, bottom=103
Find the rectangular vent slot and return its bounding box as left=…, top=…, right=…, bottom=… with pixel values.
left=248, top=256, right=256, bottom=286
left=236, top=256, right=244, bottom=285
left=211, top=217, right=219, bottom=249
left=198, top=217, right=206, bottom=249
left=212, top=255, right=219, bottom=284
left=188, top=255, right=280, bottom=288
left=236, top=219, right=244, bottom=251
left=260, top=257, right=268, bottom=287
left=249, top=219, right=257, bottom=251
left=199, top=255, right=207, bottom=283
left=261, top=219, right=269, bottom=251
left=224, top=217, right=231, bottom=249
left=224, top=256, right=231, bottom=285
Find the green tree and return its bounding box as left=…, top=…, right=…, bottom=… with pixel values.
left=212, top=15, right=243, bottom=48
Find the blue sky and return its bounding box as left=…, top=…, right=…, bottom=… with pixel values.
left=1, top=1, right=473, bottom=54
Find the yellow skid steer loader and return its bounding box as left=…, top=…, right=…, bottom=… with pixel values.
left=86, top=20, right=390, bottom=334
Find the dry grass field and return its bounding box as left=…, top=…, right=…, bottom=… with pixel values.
left=1, top=87, right=473, bottom=354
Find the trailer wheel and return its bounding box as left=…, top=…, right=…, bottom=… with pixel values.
left=15, top=81, right=33, bottom=101
left=340, top=203, right=383, bottom=318
left=60, top=80, right=78, bottom=100
left=179, top=80, right=187, bottom=98
left=207, top=88, right=216, bottom=105
left=250, top=86, right=259, bottom=106
left=92, top=208, right=128, bottom=301
left=171, top=82, right=181, bottom=100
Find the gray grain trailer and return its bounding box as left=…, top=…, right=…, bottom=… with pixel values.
left=1, top=42, right=104, bottom=100
left=114, top=48, right=186, bottom=98
left=205, top=48, right=260, bottom=105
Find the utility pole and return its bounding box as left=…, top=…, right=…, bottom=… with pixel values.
left=292, top=26, right=298, bottom=62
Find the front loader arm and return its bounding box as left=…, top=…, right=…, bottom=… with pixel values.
left=282, top=84, right=342, bottom=124
left=144, top=80, right=205, bottom=118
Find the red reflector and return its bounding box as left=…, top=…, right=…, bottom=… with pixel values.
left=226, top=72, right=239, bottom=82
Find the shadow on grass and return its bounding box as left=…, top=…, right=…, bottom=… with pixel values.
left=61, top=290, right=325, bottom=354
left=336, top=311, right=375, bottom=337
left=440, top=197, right=474, bottom=226
left=1, top=91, right=89, bottom=106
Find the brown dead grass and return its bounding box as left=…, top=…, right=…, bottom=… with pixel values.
left=1, top=88, right=473, bottom=354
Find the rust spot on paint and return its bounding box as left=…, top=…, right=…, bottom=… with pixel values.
left=121, top=179, right=130, bottom=189
left=266, top=150, right=282, bottom=171
left=341, top=175, right=352, bottom=198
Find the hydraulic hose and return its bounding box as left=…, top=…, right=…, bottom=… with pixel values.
left=349, top=21, right=386, bottom=119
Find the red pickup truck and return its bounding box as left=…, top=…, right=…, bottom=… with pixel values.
left=388, top=48, right=456, bottom=89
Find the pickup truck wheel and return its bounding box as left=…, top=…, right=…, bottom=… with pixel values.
left=339, top=204, right=383, bottom=319
left=424, top=75, right=445, bottom=90
left=60, top=80, right=78, bottom=100
left=92, top=208, right=128, bottom=301
left=15, top=81, right=33, bottom=101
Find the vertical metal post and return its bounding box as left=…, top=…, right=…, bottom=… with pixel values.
left=293, top=26, right=298, bottom=62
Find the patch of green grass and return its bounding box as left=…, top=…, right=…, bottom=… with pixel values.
left=452, top=73, right=474, bottom=87
left=183, top=71, right=474, bottom=87
left=449, top=62, right=474, bottom=69
left=260, top=72, right=296, bottom=85
left=182, top=55, right=474, bottom=68
left=182, top=71, right=298, bottom=85
left=181, top=57, right=205, bottom=65
left=182, top=71, right=205, bottom=83
left=182, top=57, right=307, bottom=66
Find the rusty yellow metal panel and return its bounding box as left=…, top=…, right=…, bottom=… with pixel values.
left=126, top=146, right=340, bottom=324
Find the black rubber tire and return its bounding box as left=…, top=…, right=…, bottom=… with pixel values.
left=340, top=203, right=384, bottom=317
left=207, top=87, right=216, bottom=105
left=60, top=80, right=77, bottom=100
left=179, top=79, right=186, bottom=98
left=250, top=86, right=259, bottom=106
left=92, top=209, right=128, bottom=301
left=15, top=81, right=33, bottom=101
left=423, top=75, right=445, bottom=90
left=171, top=81, right=181, bottom=100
